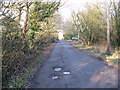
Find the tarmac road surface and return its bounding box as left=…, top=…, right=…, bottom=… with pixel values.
left=29, top=40, right=118, bottom=88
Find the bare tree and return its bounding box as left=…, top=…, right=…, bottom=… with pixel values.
left=71, top=12, right=80, bottom=40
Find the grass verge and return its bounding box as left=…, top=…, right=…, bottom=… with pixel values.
left=72, top=41, right=119, bottom=69
left=5, top=42, right=56, bottom=88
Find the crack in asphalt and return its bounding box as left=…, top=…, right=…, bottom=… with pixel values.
left=28, top=40, right=118, bottom=88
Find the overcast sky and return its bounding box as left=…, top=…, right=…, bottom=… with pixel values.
left=58, top=0, right=108, bottom=21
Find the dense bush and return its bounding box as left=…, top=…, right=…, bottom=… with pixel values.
left=1, top=1, right=60, bottom=87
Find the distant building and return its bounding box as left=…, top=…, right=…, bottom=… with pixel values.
left=58, top=30, right=64, bottom=40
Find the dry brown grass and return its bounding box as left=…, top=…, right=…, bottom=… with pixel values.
left=72, top=41, right=119, bottom=70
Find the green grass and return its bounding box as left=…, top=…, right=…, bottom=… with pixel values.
left=6, top=43, right=52, bottom=88
left=105, top=59, right=118, bottom=64
left=105, top=52, right=119, bottom=65
left=8, top=75, right=26, bottom=88
left=34, top=56, right=44, bottom=64
left=7, top=55, right=45, bottom=88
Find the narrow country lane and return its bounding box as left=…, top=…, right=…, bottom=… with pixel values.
left=29, top=40, right=118, bottom=88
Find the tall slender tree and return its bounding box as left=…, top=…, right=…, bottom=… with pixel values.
left=106, top=0, right=111, bottom=54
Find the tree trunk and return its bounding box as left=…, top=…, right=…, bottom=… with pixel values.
left=22, top=2, right=29, bottom=38
left=106, top=1, right=111, bottom=55
left=18, top=10, right=22, bottom=26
